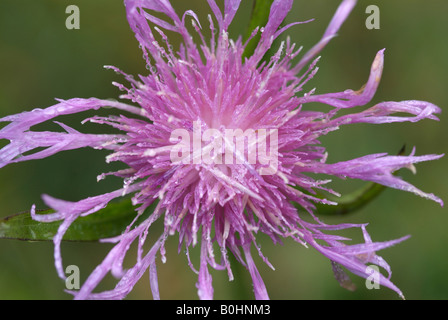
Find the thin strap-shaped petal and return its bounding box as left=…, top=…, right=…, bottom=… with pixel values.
left=206, top=0, right=243, bottom=30
left=249, top=0, right=293, bottom=62
left=243, top=244, right=269, bottom=300
left=0, top=130, right=125, bottom=169
left=297, top=49, right=384, bottom=108
left=328, top=235, right=410, bottom=256
left=262, top=0, right=293, bottom=41
left=330, top=100, right=441, bottom=125
left=32, top=184, right=142, bottom=279
left=223, top=0, right=242, bottom=29
left=0, top=98, right=143, bottom=169
left=125, top=0, right=180, bottom=31
left=33, top=188, right=130, bottom=223
left=306, top=233, right=405, bottom=299
left=196, top=234, right=214, bottom=300
left=295, top=0, right=357, bottom=73
left=149, top=261, right=160, bottom=300
left=302, top=151, right=444, bottom=206
left=125, top=0, right=202, bottom=73
left=207, top=0, right=224, bottom=30
left=0, top=98, right=142, bottom=134
left=73, top=222, right=146, bottom=299
left=74, top=233, right=164, bottom=300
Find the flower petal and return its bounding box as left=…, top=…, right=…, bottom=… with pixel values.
left=303, top=150, right=444, bottom=206
left=197, top=235, right=214, bottom=300
left=0, top=130, right=125, bottom=169
left=224, top=0, right=242, bottom=29
left=335, top=100, right=442, bottom=125
left=149, top=261, right=160, bottom=300
left=0, top=98, right=141, bottom=133
left=262, top=0, right=293, bottom=41
left=74, top=233, right=164, bottom=300
left=243, top=244, right=269, bottom=300
left=295, top=0, right=357, bottom=72
left=307, top=233, right=405, bottom=299
left=0, top=97, right=144, bottom=168
left=298, top=49, right=384, bottom=108
left=32, top=184, right=143, bottom=279
left=207, top=0, right=223, bottom=30
left=125, top=0, right=180, bottom=31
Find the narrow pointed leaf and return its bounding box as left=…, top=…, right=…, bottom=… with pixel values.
left=0, top=199, right=139, bottom=241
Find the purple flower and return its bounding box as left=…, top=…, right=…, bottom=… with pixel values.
left=0, top=0, right=443, bottom=300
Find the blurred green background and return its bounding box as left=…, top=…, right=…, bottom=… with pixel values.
left=0, top=0, right=446, bottom=300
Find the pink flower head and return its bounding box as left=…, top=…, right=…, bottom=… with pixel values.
left=0, top=0, right=443, bottom=300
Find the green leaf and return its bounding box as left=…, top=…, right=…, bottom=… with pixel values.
left=0, top=199, right=141, bottom=242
